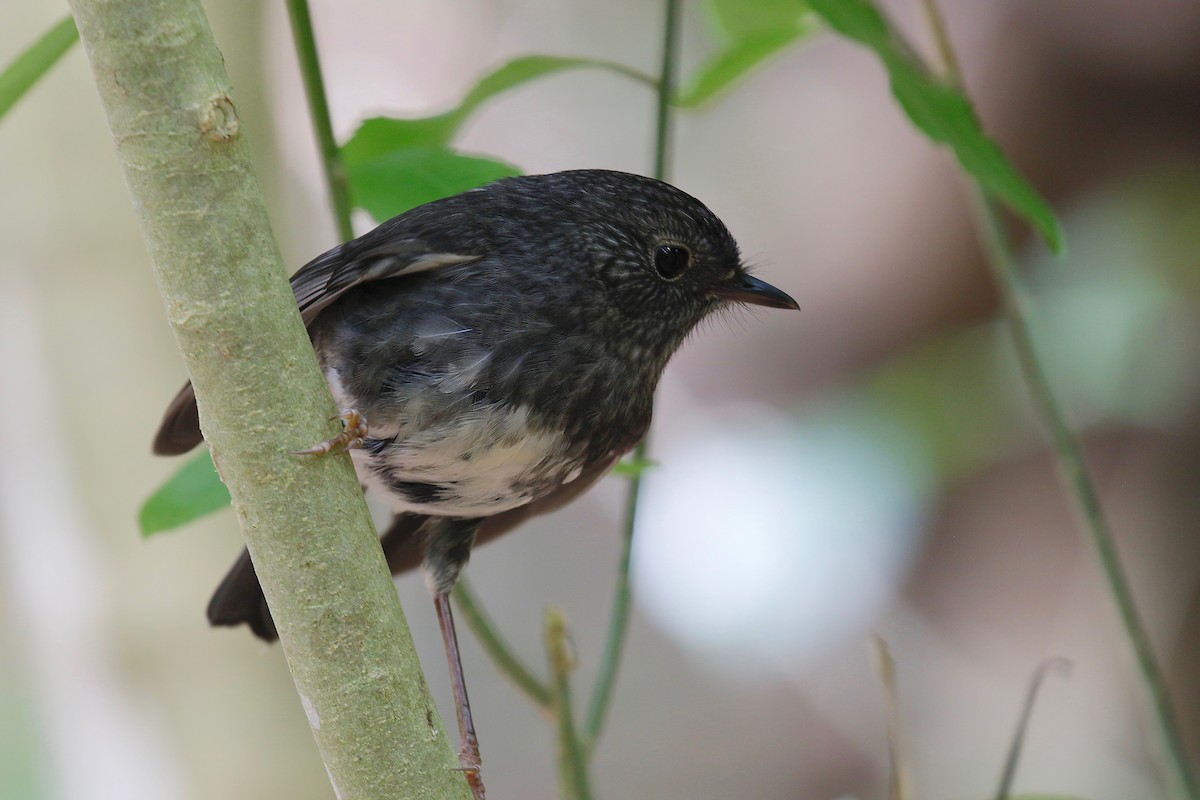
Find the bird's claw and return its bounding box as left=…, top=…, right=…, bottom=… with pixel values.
left=453, top=737, right=485, bottom=798
left=292, top=409, right=368, bottom=456
left=457, top=764, right=485, bottom=799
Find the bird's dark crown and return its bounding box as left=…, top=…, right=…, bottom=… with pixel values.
left=474, top=170, right=746, bottom=343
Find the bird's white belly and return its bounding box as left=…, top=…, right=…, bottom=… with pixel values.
left=326, top=365, right=583, bottom=516
left=356, top=414, right=580, bottom=517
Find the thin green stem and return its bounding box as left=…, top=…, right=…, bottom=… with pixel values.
left=651, top=0, right=681, bottom=184
left=918, top=1, right=1197, bottom=794
left=546, top=609, right=593, bottom=800
left=994, top=658, right=1071, bottom=800
left=976, top=194, right=1198, bottom=800
left=453, top=577, right=552, bottom=710
left=916, top=0, right=961, bottom=88
left=870, top=636, right=913, bottom=800
left=583, top=0, right=681, bottom=752
left=582, top=468, right=638, bottom=750
left=284, top=0, right=354, bottom=241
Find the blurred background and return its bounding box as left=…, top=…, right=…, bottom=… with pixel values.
left=3, top=1, right=1200, bottom=798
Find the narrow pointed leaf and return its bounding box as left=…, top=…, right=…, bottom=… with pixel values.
left=809, top=0, right=1063, bottom=252
left=139, top=450, right=230, bottom=536
left=340, top=113, right=460, bottom=159
left=705, top=0, right=810, bottom=42
left=611, top=456, right=658, bottom=478
left=677, top=24, right=813, bottom=107
left=345, top=146, right=520, bottom=221
left=456, top=55, right=655, bottom=121
left=683, top=1, right=816, bottom=107
left=0, top=16, right=79, bottom=121
left=341, top=56, right=654, bottom=165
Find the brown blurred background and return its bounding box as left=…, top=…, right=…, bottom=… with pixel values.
left=2, top=1, right=1200, bottom=799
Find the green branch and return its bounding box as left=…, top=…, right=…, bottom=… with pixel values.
left=66, top=0, right=469, bottom=796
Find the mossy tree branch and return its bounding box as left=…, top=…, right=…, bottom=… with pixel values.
left=66, top=1, right=470, bottom=797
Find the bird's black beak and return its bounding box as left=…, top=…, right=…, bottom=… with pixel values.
left=714, top=272, right=799, bottom=310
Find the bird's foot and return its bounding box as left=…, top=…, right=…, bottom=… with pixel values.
left=453, top=736, right=486, bottom=799
left=292, top=409, right=368, bottom=456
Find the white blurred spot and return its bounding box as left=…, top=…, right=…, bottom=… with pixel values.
left=633, top=402, right=931, bottom=671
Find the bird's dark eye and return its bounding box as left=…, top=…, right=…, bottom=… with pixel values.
left=653, top=244, right=691, bottom=280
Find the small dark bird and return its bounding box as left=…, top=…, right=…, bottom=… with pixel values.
left=153, top=169, right=797, bottom=798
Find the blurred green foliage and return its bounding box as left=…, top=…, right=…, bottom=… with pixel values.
left=677, top=0, right=817, bottom=107
left=863, top=170, right=1200, bottom=492
left=808, top=0, right=1063, bottom=251
left=341, top=56, right=653, bottom=219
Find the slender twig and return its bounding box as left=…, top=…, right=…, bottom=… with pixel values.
left=583, top=0, right=682, bottom=752
left=995, top=658, right=1072, bottom=800
left=453, top=577, right=552, bottom=710
left=869, top=636, right=913, bottom=800
left=916, top=0, right=961, bottom=88
left=284, top=0, right=355, bottom=241
left=651, top=0, right=680, bottom=185
left=546, top=609, right=593, bottom=800
left=582, top=475, right=638, bottom=750
left=977, top=194, right=1198, bottom=800
left=916, top=2, right=1198, bottom=797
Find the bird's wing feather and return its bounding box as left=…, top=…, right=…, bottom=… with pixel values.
left=152, top=230, right=481, bottom=455
left=293, top=238, right=480, bottom=323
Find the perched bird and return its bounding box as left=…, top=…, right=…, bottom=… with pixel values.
left=153, top=169, right=797, bottom=798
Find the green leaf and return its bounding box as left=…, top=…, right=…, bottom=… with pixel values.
left=677, top=24, right=813, bottom=108
left=340, top=114, right=460, bottom=159
left=611, top=455, right=658, bottom=479
left=139, top=450, right=230, bottom=536
left=342, top=56, right=654, bottom=165
left=811, top=0, right=889, bottom=43
left=866, top=326, right=1004, bottom=483
left=682, top=1, right=816, bottom=107
left=808, top=0, right=1063, bottom=252
left=0, top=16, right=79, bottom=121
left=345, top=145, right=521, bottom=221
left=705, top=0, right=809, bottom=42
left=340, top=55, right=654, bottom=221
left=456, top=55, right=655, bottom=122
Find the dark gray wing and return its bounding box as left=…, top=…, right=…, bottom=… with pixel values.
left=292, top=238, right=479, bottom=324
left=152, top=232, right=481, bottom=455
